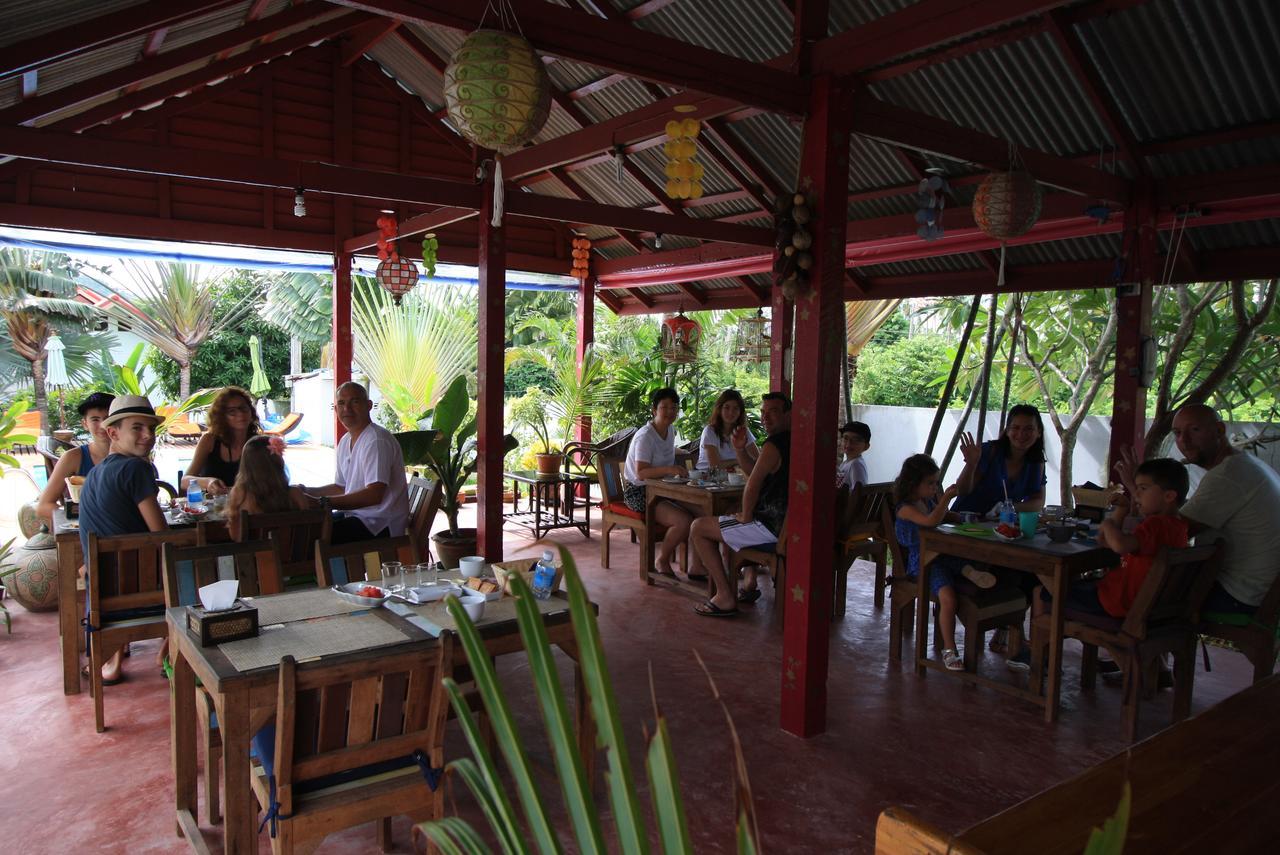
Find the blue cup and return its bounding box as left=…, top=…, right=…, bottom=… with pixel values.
left=1018, top=511, right=1040, bottom=538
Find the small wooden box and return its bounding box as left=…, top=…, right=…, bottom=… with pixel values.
left=186, top=601, right=258, bottom=646
left=493, top=558, right=562, bottom=595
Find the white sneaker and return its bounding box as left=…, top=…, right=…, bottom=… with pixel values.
left=942, top=649, right=964, bottom=671
left=961, top=564, right=998, bottom=589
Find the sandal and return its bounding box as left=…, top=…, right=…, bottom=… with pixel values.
left=737, top=588, right=762, bottom=605
left=83, top=664, right=125, bottom=686
left=942, top=649, right=964, bottom=671
left=694, top=601, right=738, bottom=618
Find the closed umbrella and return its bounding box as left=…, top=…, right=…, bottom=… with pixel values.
left=45, top=332, right=69, bottom=431
left=248, top=335, right=271, bottom=403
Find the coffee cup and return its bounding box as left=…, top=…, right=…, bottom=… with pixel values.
left=727, top=472, right=746, bottom=486
left=460, top=592, right=486, bottom=622
left=459, top=556, right=486, bottom=578
left=1018, top=511, right=1040, bottom=538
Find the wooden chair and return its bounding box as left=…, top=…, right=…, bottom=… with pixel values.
left=594, top=455, right=686, bottom=574
left=161, top=538, right=283, bottom=824
left=249, top=638, right=453, bottom=854
left=875, top=806, right=986, bottom=855
left=1199, top=568, right=1280, bottom=685
left=263, top=412, right=303, bottom=438
left=834, top=481, right=893, bottom=613
left=406, top=475, right=443, bottom=563
left=315, top=535, right=418, bottom=587
left=157, top=406, right=204, bottom=444
left=728, top=512, right=789, bottom=623
left=85, top=528, right=199, bottom=732
left=884, top=506, right=1027, bottom=672
left=1030, top=542, right=1222, bottom=741
left=237, top=505, right=332, bottom=588
left=35, top=435, right=63, bottom=484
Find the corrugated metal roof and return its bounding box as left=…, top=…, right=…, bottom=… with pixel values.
left=1149, top=138, right=1280, bottom=180
left=714, top=112, right=798, bottom=193
left=633, top=0, right=791, bottom=62
left=1006, top=234, right=1121, bottom=265
left=367, top=35, right=446, bottom=108
left=1185, top=219, right=1280, bottom=252
left=858, top=255, right=983, bottom=278
left=0, top=0, right=146, bottom=48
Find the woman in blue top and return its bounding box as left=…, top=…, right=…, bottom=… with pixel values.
left=952, top=404, right=1047, bottom=516
left=36, top=391, right=115, bottom=527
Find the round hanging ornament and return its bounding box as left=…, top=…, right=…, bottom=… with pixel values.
left=663, top=116, right=704, bottom=200
left=570, top=237, right=592, bottom=280
left=376, top=256, right=420, bottom=305
left=972, top=170, right=1042, bottom=240
left=444, top=30, right=551, bottom=154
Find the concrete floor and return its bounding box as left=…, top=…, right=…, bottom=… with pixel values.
left=0, top=497, right=1256, bottom=854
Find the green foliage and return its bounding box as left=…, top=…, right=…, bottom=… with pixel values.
left=852, top=333, right=955, bottom=408
left=0, top=536, right=18, bottom=632
left=869, top=305, right=910, bottom=346
left=504, top=361, right=554, bottom=396
left=417, top=545, right=759, bottom=854
left=149, top=273, right=318, bottom=401
left=0, top=400, right=36, bottom=469
left=47, top=384, right=101, bottom=437
left=1083, top=782, right=1130, bottom=854
left=257, top=272, right=331, bottom=343
left=90, top=343, right=160, bottom=398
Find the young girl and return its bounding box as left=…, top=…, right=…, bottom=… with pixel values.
left=893, top=454, right=964, bottom=671
left=697, top=388, right=757, bottom=471
left=225, top=435, right=309, bottom=540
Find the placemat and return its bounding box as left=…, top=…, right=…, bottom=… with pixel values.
left=388, top=595, right=570, bottom=638
left=248, top=588, right=369, bottom=626
left=218, top=612, right=413, bottom=672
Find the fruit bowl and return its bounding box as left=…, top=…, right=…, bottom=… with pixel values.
left=332, top=582, right=390, bottom=607
left=993, top=523, right=1022, bottom=541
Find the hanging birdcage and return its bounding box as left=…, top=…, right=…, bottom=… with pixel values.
left=660, top=311, right=701, bottom=364
left=733, top=309, right=770, bottom=364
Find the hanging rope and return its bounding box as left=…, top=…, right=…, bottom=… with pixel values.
left=490, top=156, right=504, bottom=227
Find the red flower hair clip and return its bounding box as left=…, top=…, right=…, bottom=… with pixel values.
left=267, top=436, right=286, bottom=457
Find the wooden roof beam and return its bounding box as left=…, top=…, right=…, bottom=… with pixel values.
left=341, top=18, right=404, bottom=65
left=345, top=207, right=476, bottom=253
left=0, top=0, right=242, bottom=81
left=550, top=166, right=649, bottom=254
left=328, top=0, right=804, bottom=114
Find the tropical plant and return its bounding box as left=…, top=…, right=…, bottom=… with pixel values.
left=0, top=248, right=99, bottom=432
left=88, top=342, right=160, bottom=399
left=415, top=545, right=760, bottom=854
left=0, top=400, right=36, bottom=469
left=506, top=319, right=613, bottom=453
left=395, top=374, right=517, bottom=535
left=93, top=260, right=257, bottom=399
left=0, top=536, right=18, bottom=634
left=257, top=272, right=332, bottom=343
left=353, top=276, right=477, bottom=430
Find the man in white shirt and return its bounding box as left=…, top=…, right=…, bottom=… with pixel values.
left=304, top=382, right=409, bottom=544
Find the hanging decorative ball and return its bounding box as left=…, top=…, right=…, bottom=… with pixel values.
left=570, top=237, right=592, bottom=280
left=663, top=116, right=703, bottom=200
left=376, top=257, right=420, bottom=305
left=915, top=171, right=949, bottom=241
left=973, top=170, right=1042, bottom=240
left=773, top=187, right=814, bottom=301
left=376, top=214, right=399, bottom=263
left=660, top=311, right=701, bottom=364
left=444, top=30, right=551, bottom=154
left=421, top=233, right=438, bottom=279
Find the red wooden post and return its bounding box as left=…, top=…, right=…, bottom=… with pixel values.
left=575, top=274, right=595, bottom=447
left=780, top=75, right=851, bottom=738
left=476, top=171, right=506, bottom=562
left=331, top=246, right=353, bottom=442
left=1109, top=184, right=1156, bottom=475
left=769, top=285, right=793, bottom=396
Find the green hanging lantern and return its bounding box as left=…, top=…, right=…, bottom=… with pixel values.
left=421, top=233, right=438, bottom=279
left=444, top=30, right=551, bottom=154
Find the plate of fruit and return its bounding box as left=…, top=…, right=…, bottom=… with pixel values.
left=332, top=582, right=391, bottom=607
left=993, top=522, right=1023, bottom=541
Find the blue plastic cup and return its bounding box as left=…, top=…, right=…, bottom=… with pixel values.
left=1019, top=511, right=1040, bottom=538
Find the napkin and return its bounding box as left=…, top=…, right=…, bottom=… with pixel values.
left=199, top=579, right=239, bottom=612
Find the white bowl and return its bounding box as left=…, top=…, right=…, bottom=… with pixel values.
left=460, top=592, right=486, bottom=622
left=459, top=556, right=486, bottom=578
left=727, top=474, right=746, bottom=486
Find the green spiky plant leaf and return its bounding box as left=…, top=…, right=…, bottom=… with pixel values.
left=1083, top=781, right=1130, bottom=855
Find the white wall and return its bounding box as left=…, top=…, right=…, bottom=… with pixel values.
left=848, top=404, right=1280, bottom=503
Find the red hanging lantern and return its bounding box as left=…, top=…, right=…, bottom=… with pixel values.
left=972, top=170, right=1042, bottom=240
left=660, top=311, right=701, bottom=364
left=373, top=214, right=419, bottom=304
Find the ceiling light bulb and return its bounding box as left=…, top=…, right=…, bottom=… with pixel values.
left=655, top=232, right=663, bottom=250
left=293, top=189, right=306, bottom=218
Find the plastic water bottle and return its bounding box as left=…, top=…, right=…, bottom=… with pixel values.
left=186, top=479, right=204, bottom=508
left=531, top=549, right=556, bottom=600
left=998, top=499, right=1017, bottom=528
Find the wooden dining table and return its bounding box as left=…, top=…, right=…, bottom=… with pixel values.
left=167, top=580, right=594, bottom=855
left=54, top=503, right=228, bottom=695
left=641, top=477, right=743, bottom=594
left=917, top=522, right=1119, bottom=723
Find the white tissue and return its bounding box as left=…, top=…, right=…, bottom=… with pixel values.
left=199, top=579, right=240, bottom=612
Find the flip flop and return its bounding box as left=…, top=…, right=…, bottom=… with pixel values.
left=694, top=600, right=738, bottom=618
left=737, top=588, right=762, bottom=604
left=83, top=664, right=125, bottom=686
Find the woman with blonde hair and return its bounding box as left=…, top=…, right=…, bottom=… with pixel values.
left=697, top=388, right=757, bottom=471
left=225, top=435, right=309, bottom=540
left=182, top=385, right=259, bottom=496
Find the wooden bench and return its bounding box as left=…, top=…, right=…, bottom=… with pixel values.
left=875, top=674, right=1280, bottom=854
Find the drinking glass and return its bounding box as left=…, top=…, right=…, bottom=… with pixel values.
left=416, top=562, right=437, bottom=589
left=381, top=561, right=403, bottom=593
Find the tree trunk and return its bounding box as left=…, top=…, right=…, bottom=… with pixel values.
left=179, top=361, right=191, bottom=400
left=290, top=335, right=303, bottom=374
left=32, top=356, right=48, bottom=434
left=926, top=294, right=982, bottom=455
left=1058, top=426, right=1079, bottom=506
left=975, top=292, right=1000, bottom=441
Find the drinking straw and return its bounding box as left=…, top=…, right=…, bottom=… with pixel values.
left=1002, top=479, right=1010, bottom=504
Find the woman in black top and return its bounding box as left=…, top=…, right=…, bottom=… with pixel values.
left=182, top=386, right=259, bottom=496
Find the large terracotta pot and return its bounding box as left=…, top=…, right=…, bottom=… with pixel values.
left=9, top=531, right=59, bottom=612
left=432, top=527, right=477, bottom=571
left=535, top=452, right=563, bottom=475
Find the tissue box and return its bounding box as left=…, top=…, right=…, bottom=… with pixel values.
left=1071, top=484, right=1115, bottom=522
left=186, top=601, right=258, bottom=646
left=493, top=559, right=562, bottom=595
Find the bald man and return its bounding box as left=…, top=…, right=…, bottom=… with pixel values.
left=304, top=382, right=409, bottom=544
left=1123, top=404, right=1280, bottom=617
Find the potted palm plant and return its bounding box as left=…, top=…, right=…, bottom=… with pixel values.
left=507, top=343, right=611, bottom=476
left=510, top=387, right=563, bottom=475
left=395, top=375, right=516, bottom=568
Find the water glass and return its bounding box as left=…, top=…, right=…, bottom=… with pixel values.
left=414, top=562, right=437, bottom=589
left=381, top=561, right=403, bottom=593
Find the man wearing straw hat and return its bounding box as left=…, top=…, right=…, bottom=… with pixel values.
left=77, top=395, right=169, bottom=684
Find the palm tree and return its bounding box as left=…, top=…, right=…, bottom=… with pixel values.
left=0, top=249, right=98, bottom=432
left=95, top=260, right=257, bottom=399
left=258, top=272, right=332, bottom=373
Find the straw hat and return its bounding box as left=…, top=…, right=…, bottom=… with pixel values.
left=102, top=395, right=163, bottom=427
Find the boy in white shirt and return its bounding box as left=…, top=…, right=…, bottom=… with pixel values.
left=836, top=421, right=871, bottom=489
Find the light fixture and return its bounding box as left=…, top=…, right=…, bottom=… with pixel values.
left=654, top=232, right=663, bottom=250
left=613, top=145, right=625, bottom=184
left=293, top=188, right=306, bottom=218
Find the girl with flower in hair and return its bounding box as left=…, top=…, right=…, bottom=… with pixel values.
left=226, top=434, right=309, bottom=539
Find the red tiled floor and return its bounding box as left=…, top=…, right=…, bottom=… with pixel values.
left=0, top=512, right=1256, bottom=854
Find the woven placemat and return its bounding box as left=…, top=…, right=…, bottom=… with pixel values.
left=396, top=594, right=570, bottom=636
left=248, top=589, right=367, bottom=626
left=218, top=612, right=412, bottom=672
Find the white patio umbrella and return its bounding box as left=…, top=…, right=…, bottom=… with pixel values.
left=45, top=332, right=69, bottom=431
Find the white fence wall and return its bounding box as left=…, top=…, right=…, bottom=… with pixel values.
left=847, top=404, right=1280, bottom=502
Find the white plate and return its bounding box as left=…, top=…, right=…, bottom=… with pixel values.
left=332, top=582, right=390, bottom=607
left=662, top=475, right=688, bottom=483
left=992, top=529, right=1023, bottom=542
left=459, top=577, right=504, bottom=601
left=406, top=582, right=463, bottom=604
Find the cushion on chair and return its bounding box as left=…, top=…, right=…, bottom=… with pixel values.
left=1063, top=607, right=1124, bottom=632
left=601, top=501, right=643, bottom=521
